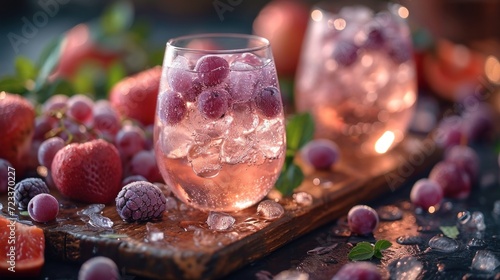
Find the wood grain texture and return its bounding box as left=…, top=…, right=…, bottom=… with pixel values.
left=0, top=135, right=441, bottom=280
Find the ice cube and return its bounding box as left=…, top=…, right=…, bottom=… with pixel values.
left=221, top=136, right=253, bottom=164
left=428, top=235, right=459, bottom=253
left=493, top=200, right=500, bottom=216
left=228, top=62, right=259, bottom=103
left=206, top=211, right=236, bottom=231
left=389, top=256, right=423, bottom=280
left=293, top=192, right=313, bottom=207
left=188, top=139, right=222, bottom=178
left=87, top=213, right=113, bottom=229
left=254, top=118, right=285, bottom=159
left=160, top=124, right=194, bottom=159
left=164, top=197, right=178, bottom=210
left=257, top=200, right=284, bottom=220
left=77, top=204, right=105, bottom=216
left=146, top=222, right=164, bottom=242
left=230, top=103, right=260, bottom=135
left=471, top=250, right=500, bottom=272
left=187, top=106, right=233, bottom=139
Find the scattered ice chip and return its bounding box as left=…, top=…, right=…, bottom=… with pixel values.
left=471, top=250, right=500, bottom=272
left=467, top=238, right=486, bottom=249
left=77, top=204, right=105, bottom=216
left=472, top=211, right=486, bottom=231
left=458, top=210, right=486, bottom=231
left=87, top=213, right=113, bottom=229
left=396, top=235, right=423, bottom=245
left=493, top=200, right=500, bottom=216
left=293, top=192, right=313, bottom=206
left=193, top=229, right=216, bottom=247
left=389, top=256, right=423, bottom=280
left=146, top=222, right=164, bottom=242
left=257, top=200, right=284, bottom=220
left=273, top=270, right=309, bottom=280
left=307, top=243, right=338, bottom=255
left=428, top=235, right=459, bottom=253
left=206, top=211, right=236, bottom=231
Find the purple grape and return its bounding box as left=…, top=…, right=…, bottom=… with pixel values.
left=347, top=205, right=379, bottom=235
left=0, top=159, right=13, bottom=194
left=197, top=88, right=229, bottom=120
left=121, top=175, right=147, bottom=187
left=92, top=100, right=121, bottom=136
left=301, top=139, right=340, bottom=170
left=130, top=150, right=162, bottom=182
left=444, top=145, right=480, bottom=182
left=332, top=262, right=381, bottom=280
left=67, top=94, right=94, bottom=123
left=28, top=193, right=59, bottom=223
left=195, top=55, right=229, bottom=86
left=168, top=56, right=195, bottom=93
left=255, top=86, right=282, bottom=118
left=429, top=160, right=471, bottom=199
left=410, top=179, right=443, bottom=211
left=42, top=94, right=68, bottom=115
left=158, top=91, right=187, bottom=125
left=33, top=115, right=54, bottom=140
left=38, top=137, right=65, bottom=168
left=462, top=103, right=494, bottom=142
left=78, top=256, right=119, bottom=280
left=182, top=78, right=203, bottom=103
left=115, top=181, right=167, bottom=222
left=115, top=125, right=146, bottom=159
left=363, top=27, right=385, bottom=50
left=434, top=115, right=464, bottom=150
left=333, top=41, right=359, bottom=67
left=14, top=178, right=50, bottom=210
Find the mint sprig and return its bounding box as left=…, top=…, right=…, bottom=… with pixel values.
left=275, top=112, right=314, bottom=196
left=439, top=226, right=459, bottom=239
left=348, top=240, right=392, bottom=261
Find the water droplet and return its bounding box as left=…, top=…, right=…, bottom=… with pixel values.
left=428, top=235, right=459, bottom=253
left=146, top=222, right=164, bottom=242
left=457, top=211, right=471, bottom=225
left=293, top=192, right=313, bottom=206
left=206, top=212, right=235, bottom=231
left=257, top=200, right=284, bottom=220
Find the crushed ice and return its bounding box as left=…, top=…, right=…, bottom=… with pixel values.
left=206, top=211, right=235, bottom=231
left=471, top=250, right=500, bottom=272
left=428, top=235, right=459, bottom=253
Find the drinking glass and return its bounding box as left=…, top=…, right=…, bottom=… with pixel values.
left=295, top=0, right=417, bottom=156
left=154, top=34, right=286, bottom=212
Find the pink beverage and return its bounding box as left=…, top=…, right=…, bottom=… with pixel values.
left=154, top=34, right=286, bottom=212
left=295, top=2, right=417, bottom=156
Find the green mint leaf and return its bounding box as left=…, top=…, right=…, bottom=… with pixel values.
left=0, top=77, right=27, bottom=94
left=373, top=239, right=392, bottom=259
left=33, top=38, right=62, bottom=93
left=348, top=242, right=374, bottom=261
left=15, top=56, right=37, bottom=81
left=106, top=62, right=126, bottom=92
left=101, top=1, right=134, bottom=35
left=275, top=160, right=304, bottom=196
left=286, top=112, right=315, bottom=152
left=439, top=226, right=459, bottom=239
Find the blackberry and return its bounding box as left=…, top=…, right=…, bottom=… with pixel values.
left=14, top=178, right=50, bottom=210
left=115, top=181, right=167, bottom=222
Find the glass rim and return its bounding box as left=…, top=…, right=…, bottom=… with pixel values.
left=311, top=0, right=403, bottom=16
left=166, top=33, right=270, bottom=54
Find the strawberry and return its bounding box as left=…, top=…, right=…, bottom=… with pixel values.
left=110, top=66, right=162, bottom=125
left=51, top=139, right=122, bottom=204
left=0, top=92, right=35, bottom=173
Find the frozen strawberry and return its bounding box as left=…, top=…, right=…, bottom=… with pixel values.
left=0, top=92, right=35, bottom=173
left=109, top=66, right=162, bottom=125
left=51, top=139, right=122, bottom=204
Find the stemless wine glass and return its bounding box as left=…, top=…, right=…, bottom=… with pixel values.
left=154, top=34, right=286, bottom=212
left=295, top=0, right=417, bottom=157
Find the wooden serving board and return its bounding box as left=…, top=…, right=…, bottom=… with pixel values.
left=0, top=135, right=441, bottom=280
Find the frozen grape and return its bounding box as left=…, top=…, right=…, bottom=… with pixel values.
left=158, top=91, right=187, bottom=125
left=168, top=56, right=195, bottom=92
left=0, top=159, right=13, bottom=193
left=115, top=181, right=167, bottom=222
left=14, top=178, right=50, bottom=210
left=38, top=137, right=65, bottom=168
left=429, top=160, right=471, bottom=199
left=182, top=78, right=203, bottom=103
left=301, top=139, right=340, bottom=170
left=332, top=262, right=381, bottom=280
left=433, top=115, right=464, bottom=150
left=115, top=125, right=146, bottom=159
left=347, top=205, right=379, bottom=235
left=444, top=145, right=480, bottom=182
left=28, top=193, right=59, bottom=223
left=92, top=100, right=121, bottom=136
left=78, top=256, right=119, bottom=280
left=255, top=86, right=281, bottom=118
left=462, top=103, right=494, bottom=142
left=410, top=179, right=443, bottom=211
left=197, top=88, right=229, bottom=120
left=195, top=55, right=229, bottom=86
left=42, top=94, right=68, bottom=115
left=130, top=150, right=162, bottom=182
left=67, top=94, right=94, bottom=123
left=33, top=115, right=54, bottom=140
left=363, top=27, right=385, bottom=50
left=333, top=41, right=359, bottom=66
